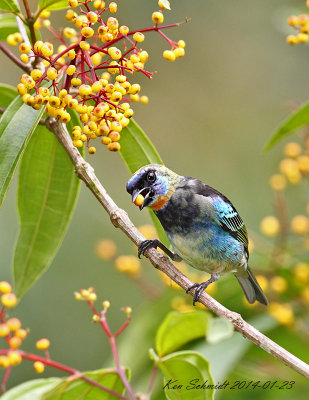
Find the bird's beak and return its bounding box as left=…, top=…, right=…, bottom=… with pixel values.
left=132, top=187, right=154, bottom=210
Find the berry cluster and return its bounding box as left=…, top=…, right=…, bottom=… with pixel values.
left=286, top=1, right=309, bottom=45
left=11, top=0, right=186, bottom=154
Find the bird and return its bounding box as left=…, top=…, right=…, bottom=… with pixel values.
left=126, top=164, right=268, bottom=306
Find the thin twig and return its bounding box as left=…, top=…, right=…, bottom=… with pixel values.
left=0, top=42, right=31, bottom=73
left=46, top=117, right=309, bottom=380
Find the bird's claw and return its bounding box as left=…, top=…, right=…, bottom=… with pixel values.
left=137, top=239, right=159, bottom=258
left=186, top=282, right=209, bottom=306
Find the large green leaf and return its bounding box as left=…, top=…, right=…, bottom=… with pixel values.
left=0, top=96, right=45, bottom=207
left=0, top=0, right=20, bottom=14
left=1, top=378, right=61, bottom=400
left=38, top=0, right=69, bottom=12
left=43, top=368, right=128, bottom=399
left=156, top=311, right=210, bottom=357
left=0, top=14, right=30, bottom=39
left=119, top=119, right=169, bottom=246
left=13, top=111, right=83, bottom=298
left=265, top=101, right=309, bottom=151
left=158, top=350, right=215, bottom=400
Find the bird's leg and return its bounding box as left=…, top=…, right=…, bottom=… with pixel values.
left=186, top=273, right=220, bottom=306
left=138, top=239, right=182, bottom=261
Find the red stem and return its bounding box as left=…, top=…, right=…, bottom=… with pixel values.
left=147, top=365, right=158, bottom=394
left=0, top=349, right=127, bottom=399
left=1, top=366, right=11, bottom=393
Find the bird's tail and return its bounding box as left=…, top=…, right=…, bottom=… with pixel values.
left=234, top=266, right=268, bottom=306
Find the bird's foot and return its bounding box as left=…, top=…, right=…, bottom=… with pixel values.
left=186, top=273, right=220, bottom=305
left=138, top=239, right=160, bottom=258
left=138, top=239, right=182, bottom=261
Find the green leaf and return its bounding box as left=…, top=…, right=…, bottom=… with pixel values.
left=1, top=378, right=61, bottom=400
left=206, top=317, right=234, bottom=344
left=38, top=0, right=69, bottom=12
left=13, top=111, right=82, bottom=298
left=158, top=350, right=215, bottom=400
left=119, top=119, right=169, bottom=246
left=0, top=83, right=17, bottom=109
left=265, top=101, right=309, bottom=150
left=0, top=0, right=20, bottom=14
left=0, top=96, right=45, bottom=207
left=43, top=368, right=128, bottom=400
left=156, top=311, right=210, bottom=357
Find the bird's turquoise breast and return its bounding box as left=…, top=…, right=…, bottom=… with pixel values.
left=167, top=223, right=245, bottom=274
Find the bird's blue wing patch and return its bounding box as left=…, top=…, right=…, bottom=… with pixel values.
left=212, top=196, right=249, bottom=255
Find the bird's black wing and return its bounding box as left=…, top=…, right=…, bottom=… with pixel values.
left=181, top=178, right=249, bottom=258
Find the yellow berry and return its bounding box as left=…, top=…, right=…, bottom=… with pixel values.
left=163, top=49, right=176, bottom=61
left=39, top=87, right=49, bottom=97
left=0, top=356, right=10, bottom=368
left=124, top=108, right=134, bottom=118
left=123, top=306, right=132, bottom=315
left=49, top=96, right=61, bottom=107
left=269, top=174, right=286, bottom=191
left=133, top=32, right=145, bottom=42
left=152, top=11, right=164, bottom=24
left=7, top=318, right=21, bottom=331
left=79, top=84, right=92, bottom=96
left=80, top=41, right=90, bottom=50
left=66, top=65, right=76, bottom=76
left=134, top=194, right=144, bottom=207
left=91, top=81, right=103, bottom=93
left=19, top=42, right=31, bottom=54
left=297, top=32, right=308, bottom=43
left=174, top=47, right=185, bottom=58
left=36, top=338, right=50, bottom=350
left=68, top=0, right=78, bottom=7
left=119, top=25, right=129, bottom=35
left=294, top=262, right=309, bottom=284
left=290, top=215, right=309, bottom=235
left=68, top=50, right=76, bottom=60
left=109, top=131, right=121, bottom=142
left=20, top=53, right=29, bottom=63
left=256, top=275, right=268, bottom=292
left=95, top=239, right=117, bottom=260
left=71, top=77, right=82, bottom=86
left=140, top=95, right=149, bottom=105
left=94, top=0, right=105, bottom=10
left=8, top=351, right=22, bottom=366
left=9, top=336, right=22, bottom=349
left=109, top=2, right=117, bottom=13
left=0, top=324, right=10, bottom=337
left=287, top=15, right=299, bottom=26
left=91, top=52, right=102, bottom=66
left=41, top=43, right=53, bottom=57
left=260, top=216, right=280, bottom=237
left=158, top=0, right=170, bottom=9
left=270, top=276, right=287, bottom=293
left=81, top=27, right=94, bottom=38
left=15, top=329, right=28, bottom=339
left=284, top=142, right=302, bottom=158
left=297, top=155, right=309, bottom=173
left=1, top=293, right=17, bottom=307
left=114, top=255, right=141, bottom=277
left=108, top=46, right=122, bottom=60
left=87, top=11, right=98, bottom=23
left=73, top=139, right=83, bottom=148
left=101, top=136, right=112, bottom=145
left=130, top=83, right=141, bottom=94
left=178, top=40, right=186, bottom=48
left=268, top=302, right=294, bottom=325
left=46, top=67, right=58, bottom=80
left=102, top=300, right=110, bottom=308
left=130, top=94, right=139, bottom=102
left=34, top=361, right=45, bottom=373
left=88, top=147, right=96, bottom=154
left=0, top=281, right=12, bottom=294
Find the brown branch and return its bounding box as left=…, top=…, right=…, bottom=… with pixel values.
left=45, top=117, right=309, bottom=380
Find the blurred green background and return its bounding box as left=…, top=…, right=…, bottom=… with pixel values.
left=1, top=0, right=309, bottom=397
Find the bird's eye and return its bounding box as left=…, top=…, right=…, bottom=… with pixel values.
left=146, top=171, right=156, bottom=183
